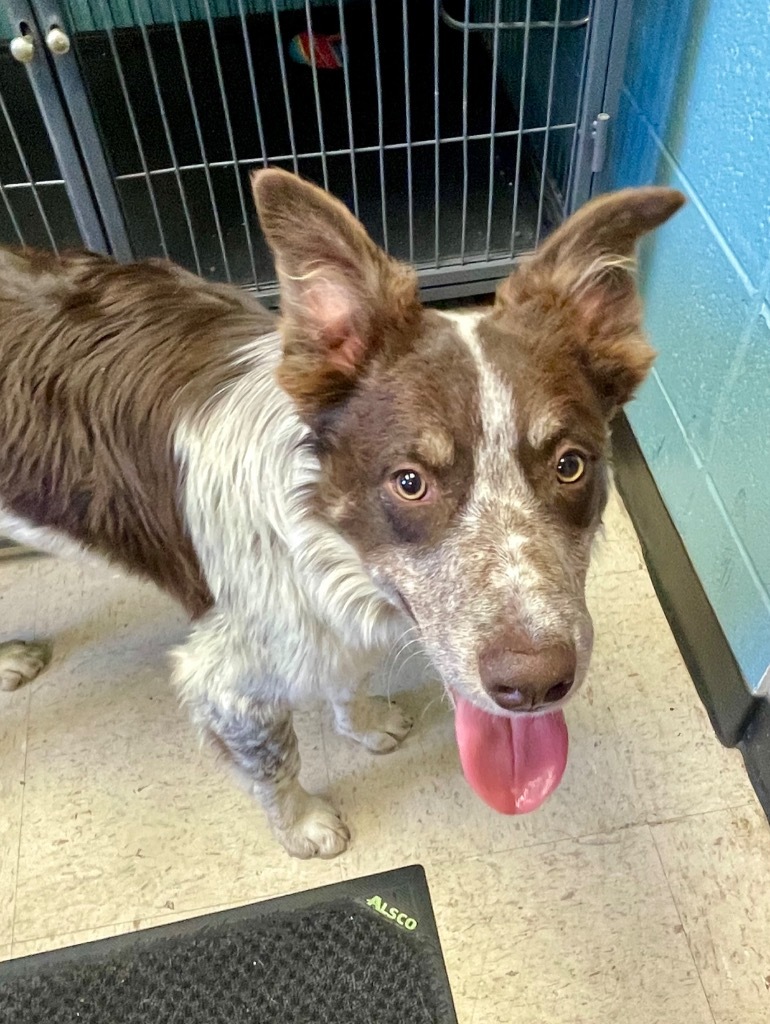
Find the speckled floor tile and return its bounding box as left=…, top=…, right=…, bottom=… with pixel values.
left=0, top=484, right=767, bottom=1024
left=588, top=569, right=753, bottom=821
left=652, top=803, right=770, bottom=1024
left=591, top=488, right=646, bottom=575
left=0, top=558, right=43, bottom=948
left=11, top=561, right=341, bottom=943
left=429, top=825, right=714, bottom=1024
left=0, top=690, right=28, bottom=949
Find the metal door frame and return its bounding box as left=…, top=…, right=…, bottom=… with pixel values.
left=3, top=0, right=107, bottom=251
left=417, top=0, right=634, bottom=299
left=423, top=0, right=634, bottom=297
left=3, top=0, right=131, bottom=258
left=566, top=0, right=631, bottom=213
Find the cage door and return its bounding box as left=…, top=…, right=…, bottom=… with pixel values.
left=1, top=0, right=111, bottom=252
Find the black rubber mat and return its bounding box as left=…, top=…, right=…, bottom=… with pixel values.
left=0, top=865, right=458, bottom=1024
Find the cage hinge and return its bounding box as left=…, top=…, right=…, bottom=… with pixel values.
left=591, top=112, right=611, bottom=173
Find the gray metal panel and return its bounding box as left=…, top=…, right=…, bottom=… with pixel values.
left=3, top=0, right=107, bottom=251
left=566, top=0, right=619, bottom=212
left=30, top=0, right=132, bottom=259
left=591, top=0, right=633, bottom=196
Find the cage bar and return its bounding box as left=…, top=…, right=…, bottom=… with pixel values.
left=0, top=0, right=601, bottom=296
left=96, top=0, right=170, bottom=260
left=509, top=0, right=532, bottom=255
left=337, top=0, right=359, bottom=218
left=0, top=89, right=57, bottom=250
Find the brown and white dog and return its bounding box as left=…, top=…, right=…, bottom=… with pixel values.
left=0, top=171, right=683, bottom=858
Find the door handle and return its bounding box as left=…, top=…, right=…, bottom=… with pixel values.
left=45, top=25, right=70, bottom=55
left=10, top=31, right=35, bottom=63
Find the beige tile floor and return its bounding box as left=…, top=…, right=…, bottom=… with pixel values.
left=1, top=489, right=769, bottom=1022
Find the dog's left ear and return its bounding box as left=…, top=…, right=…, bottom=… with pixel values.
left=498, top=187, right=685, bottom=413
left=252, top=168, right=420, bottom=416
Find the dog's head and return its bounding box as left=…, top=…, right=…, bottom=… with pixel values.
left=252, top=170, right=683, bottom=724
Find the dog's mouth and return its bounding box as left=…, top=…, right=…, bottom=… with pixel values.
left=389, top=588, right=570, bottom=815
left=451, top=689, right=568, bottom=815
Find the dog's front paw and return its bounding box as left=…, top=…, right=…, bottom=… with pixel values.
left=275, top=795, right=351, bottom=860
left=0, top=640, right=51, bottom=692
left=334, top=695, right=413, bottom=754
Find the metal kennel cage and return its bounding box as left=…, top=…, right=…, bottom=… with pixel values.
left=0, top=0, right=632, bottom=301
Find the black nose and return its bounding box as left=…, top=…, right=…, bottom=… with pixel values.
left=478, top=636, right=576, bottom=712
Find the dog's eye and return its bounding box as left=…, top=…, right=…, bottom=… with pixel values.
left=393, top=469, right=428, bottom=501
left=556, top=451, right=586, bottom=484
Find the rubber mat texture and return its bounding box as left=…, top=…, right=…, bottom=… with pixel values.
left=1, top=899, right=448, bottom=1023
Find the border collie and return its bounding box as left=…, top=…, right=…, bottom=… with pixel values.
left=0, top=170, right=683, bottom=857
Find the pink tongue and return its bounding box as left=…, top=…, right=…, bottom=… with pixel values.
left=454, top=695, right=568, bottom=814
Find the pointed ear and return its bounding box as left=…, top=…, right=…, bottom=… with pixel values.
left=251, top=168, right=420, bottom=415
left=498, top=187, right=685, bottom=413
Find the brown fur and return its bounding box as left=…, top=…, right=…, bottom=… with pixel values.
left=0, top=171, right=685, bottom=858
left=0, top=248, right=274, bottom=616
left=252, top=171, right=423, bottom=422
left=310, top=309, right=483, bottom=553
left=253, top=174, right=683, bottom=585
left=496, top=187, right=685, bottom=414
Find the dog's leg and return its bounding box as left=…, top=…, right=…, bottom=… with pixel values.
left=208, top=698, right=350, bottom=859
left=332, top=689, right=413, bottom=754
left=173, top=620, right=350, bottom=859
left=0, top=640, right=51, bottom=691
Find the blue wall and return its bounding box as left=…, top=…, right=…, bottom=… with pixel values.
left=609, top=0, right=770, bottom=694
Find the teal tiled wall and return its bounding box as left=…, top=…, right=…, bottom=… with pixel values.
left=610, top=0, right=770, bottom=693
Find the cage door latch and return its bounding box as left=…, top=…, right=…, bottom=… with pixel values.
left=591, top=113, right=610, bottom=173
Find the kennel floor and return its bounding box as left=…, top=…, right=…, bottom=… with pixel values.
left=1, top=487, right=768, bottom=1024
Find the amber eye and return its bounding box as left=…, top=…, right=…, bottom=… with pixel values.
left=556, top=450, right=586, bottom=484
left=393, top=469, right=428, bottom=501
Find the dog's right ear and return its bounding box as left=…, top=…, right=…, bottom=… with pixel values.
left=252, top=169, right=420, bottom=416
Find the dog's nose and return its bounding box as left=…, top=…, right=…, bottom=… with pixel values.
left=478, top=636, right=576, bottom=711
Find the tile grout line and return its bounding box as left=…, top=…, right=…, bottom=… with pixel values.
left=422, top=800, right=759, bottom=870
left=467, top=987, right=480, bottom=1024
left=620, top=86, right=757, bottom=296
left=9, top=560, right=40, bottom=954
left=647, top=822, right=719, bottom=1024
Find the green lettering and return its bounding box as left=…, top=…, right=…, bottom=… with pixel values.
left=365, top=896, right=418, bottom=931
